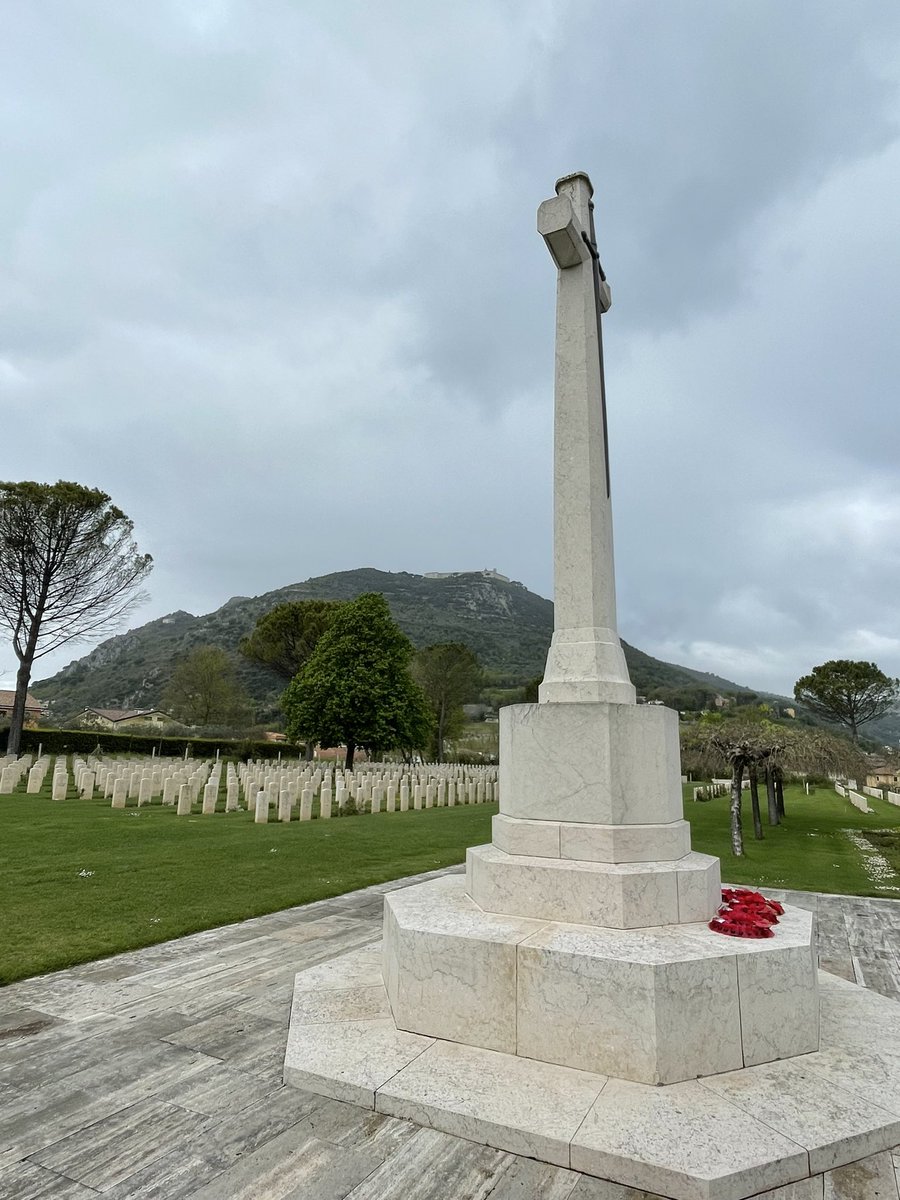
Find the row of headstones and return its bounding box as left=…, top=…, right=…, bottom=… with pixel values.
left=3, top=754, right=91, bottom=800
left=104, top=758, right=220, bottom=810
left=863, top=784, right=900, bottom=808
left=326, top=761, right=497, bottom=780
left=0, top=752, right=216, bottom=804
left=236, top=761, right=331, bottom=804
left=835, top=781, right=873, bottom=814
left=235, top=760, right=496, bottom=797
left=692, top=781, right=732, bottom=802
left=0, top=753, right=35, bottom=794
left=4, top=750, right=498, bottom=819
left=15, top=755, right=75, bottom=799
left=243, top=768, right=498, bottom=824
left=234, top=760, right=498, bottom=814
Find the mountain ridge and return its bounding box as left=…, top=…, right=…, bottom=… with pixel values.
left=33, top=568, right=754, bottom=720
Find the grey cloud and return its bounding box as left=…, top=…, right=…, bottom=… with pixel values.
left=1, top=0, right=899, bottom=700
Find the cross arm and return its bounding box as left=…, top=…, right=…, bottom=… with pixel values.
left=537, top=195, right=591, bottom=270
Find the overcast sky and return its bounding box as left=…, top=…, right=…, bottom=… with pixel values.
left=2, top=0, right=899, bottom=698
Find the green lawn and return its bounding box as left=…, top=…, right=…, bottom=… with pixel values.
left=2, top=779, right=899, bottom=986
left=0, top=790, right=496, bottom=985
left=685, top=782, right=900, bottom=897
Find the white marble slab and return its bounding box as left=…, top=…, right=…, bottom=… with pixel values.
left=560, top=818, right=693, bottom=864
left=467, top=843, right=683, bottom=929
left=286, top=943, right=383, bottom=992
left=290, top=983, right=391, bottom=1025
left=800, top=979, right=900, bottom=1116
left=517, top=922, right=743, bottom=1083
left=283, top=1016, right=433, bottom=1107
left=492, top=813, right=695, bottom=865
left=384, top=877, right=820, bottom=1083
left=736, top=937, right=819, bottom=1067
left=376, top=1038, right=607, bottom=1168
left=383, top=875, right=546, bottom=1054
left=676, top=852, right=723, bottom=922
left=699, top=1058, right=900, bottom=1175
left=492, top=813, right=561, bottom=858
left=570, top=1077, right=810, bottom=1200
left=499, top=701, right=683, bottom=826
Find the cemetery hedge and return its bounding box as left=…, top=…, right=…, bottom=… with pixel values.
left=0, top=725, right=301, bottom=760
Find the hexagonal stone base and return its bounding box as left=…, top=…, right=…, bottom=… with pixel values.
left=383, top=873, right=818, bottom=1084
left=283, top=940, right=900, bottom=1200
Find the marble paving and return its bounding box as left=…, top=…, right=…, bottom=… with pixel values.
left=1, top=869, right=899, bottom=1199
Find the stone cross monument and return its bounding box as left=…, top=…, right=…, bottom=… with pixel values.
left=537, top=171, right=634, bottom=707
left=283, top=173, right=900, bottom=1200
left=380, top=171, right=816, bottom=1083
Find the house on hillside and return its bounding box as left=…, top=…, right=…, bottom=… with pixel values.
left=80, top=707, right=172, bottom=730
left=0, top=690, right=43, bottom=727
left=865, top=759, right=900, bottom=788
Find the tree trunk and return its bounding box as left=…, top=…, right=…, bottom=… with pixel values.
left=730, top=757, right=745, bottom=857
left=344, top=740, right=356, bottom=771
left=775, top=766, right=785, bottom=817
left=765, top=762, right=780, bottom=826
left=748, top=761, right=763, bottom=840
left=304, top=740, right=314, bottom=762
left=436, top=703, right=445, bottom=764
left=7, top=659, right=33, bottom=756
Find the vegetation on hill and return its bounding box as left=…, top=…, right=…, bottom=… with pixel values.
left=34, top=569, right=758, bottom=724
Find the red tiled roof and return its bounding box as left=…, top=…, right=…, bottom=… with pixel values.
left=0, top=690, right=41, bottom=711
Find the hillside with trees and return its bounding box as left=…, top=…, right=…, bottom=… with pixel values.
left=32, top=568, right=758, bottom=724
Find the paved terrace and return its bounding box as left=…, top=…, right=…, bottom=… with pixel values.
left=1, top=870, right=899, bottom=1200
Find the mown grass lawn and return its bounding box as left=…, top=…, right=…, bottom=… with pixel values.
left=684, top=782, right=900, bottom=897
left=0, top=790, right=496, bottom=985
left=3, top=778, right=900, bottom=986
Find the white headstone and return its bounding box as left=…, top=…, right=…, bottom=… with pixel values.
left=112, top=777, right=128, bottom=809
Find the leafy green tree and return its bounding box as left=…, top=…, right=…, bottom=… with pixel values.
left=411, top=642, right=482, bottom=762
left=794, top=660, right=900, bottom=742
left=239, top=600, right=343, bottom=681
left=0, top=481, right=152, bottom=754
left=282, top=593, right=432, bottom=769
left=163, top=646, right=253, bottom=728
